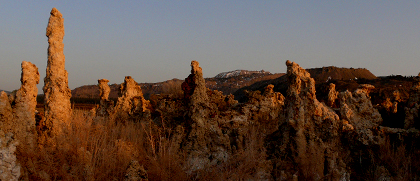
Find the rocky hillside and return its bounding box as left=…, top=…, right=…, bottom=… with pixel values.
left=234, top=66, right=377, bottom=101
left=71, top=71, right=284, bottom=100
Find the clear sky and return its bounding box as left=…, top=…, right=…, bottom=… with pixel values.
left=1, top=1, right=419, bottom=94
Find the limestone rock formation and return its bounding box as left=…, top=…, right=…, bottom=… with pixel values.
left=43, top=8, right=72, bottom=137
left=97, top=79, right=114, bottom=117
left=124, top=160, right=148, bottom=181
left=181, top=61, right=231, bottom=172
left=0, top=92, right=13, bottom=132
left=113, top=76, right=149, bottom=121
left=182, top=61, right=209, bottom=106
left=268, top=60, right=347, bottom=180
left=404, top=77, right=420, bottom=129
left=240, top=85, right=284, bottom=134
left=327, top=83, right=338, bottom=107
left=339, top=85, right=383, bottom=145
left=0, top=130, right=21, bottom=180
left=11, top=61, right=40, bottom=147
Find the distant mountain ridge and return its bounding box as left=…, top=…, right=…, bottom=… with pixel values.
left=215, top=70, right=269, bottom=79
left=233, top=66, right=377, bottom=101
left=70, top=66, right=379, bottom=101
left=71, top=70, right=283, bottom=100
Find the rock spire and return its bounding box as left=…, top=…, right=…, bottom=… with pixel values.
left=43, top=8, right=72, bottom=136
left=12, top=61, right=40, bottom=147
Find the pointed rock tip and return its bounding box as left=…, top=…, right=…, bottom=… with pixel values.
left=285, top=60, right=293, bottom=66
left=98, top=79, right=110, bottom=83
left=50, top=7, right=62, bottom=17
left=191, top=60, right=199, bottom=67
left=190, top=60, right=202, bottom=74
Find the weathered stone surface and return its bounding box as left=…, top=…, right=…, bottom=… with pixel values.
left=11, top=61, right=40, bottom=147
left=240, top=84, right=284, bottom=134
left=268, top=60, right=346, bottom=180
left=98, top=79, right=110, bottom=100
left=124, top=160, right=148, bottom=181
left=0, top=92, right=13, bottom=133
left=113, top=76, right=149, bottom=121
left=97, top=79, right=114, bottom=117
left=0, top=130, right=21, bottom=181
left=0, top=61, right=39, bottom=150
left=43, top=8, right=72, bottom=137
left=182, top=61, right=209, bottom=106
left=327, top=83, right=338, bottom=107
left=339, top=85, right=383, bottom=145
left=181, top=61, right=231, bottom=172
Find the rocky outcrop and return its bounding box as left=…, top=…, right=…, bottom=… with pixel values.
left=181, top=61, right=231, bottom=172
left=0, top=92, right=13, bottom=132
left=124, top=160, right=148, bottom=181
left=43, top=8, right=72, bottom=137
left=11, top=61, right=40, bottom=147
left=182, top=61, right=209, bottom=105
left=327, top=83, right=338, bottom=107
left=240, top=85, right=284, bottom=134
left=0, top=61, right=39, bottom=180
left=0, top=130, right=21, bottom=180
left=113, top=76, right=149, bottom=121
left=339, top=85, right=383, bottom=145
left=97, top=79, right=114, bottom=117
left=268, top=60, right=347, bottom=180
left=404, top=76, right=420, bottom=129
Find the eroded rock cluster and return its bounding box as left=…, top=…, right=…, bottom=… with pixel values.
left=0, top=61, right=40, bottom=180
left=112, top=76, right=150, bottom=121
left=1, top=7, right=420, bottom=180
left=0, top=62, right=40, bottom=147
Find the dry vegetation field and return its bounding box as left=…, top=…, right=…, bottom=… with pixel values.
left=15, top=108, right=419, bottom=180
left=17, top=109, right=273, bottom=181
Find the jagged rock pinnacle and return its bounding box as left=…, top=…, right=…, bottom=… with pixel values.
left=43, top=7, right=71, bottom=138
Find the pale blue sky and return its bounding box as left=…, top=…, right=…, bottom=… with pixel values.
left=1, top=1, right=419, bottom=94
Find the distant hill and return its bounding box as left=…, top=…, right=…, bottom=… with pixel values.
left=214, top=70, right=269, bottom=79
left=71, top=70, right=283, bottom=100
left=233, top=66, right=377, bottom=102
left=306, top=66, right=377, bottom=83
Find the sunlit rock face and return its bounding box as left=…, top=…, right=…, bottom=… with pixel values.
left=12, top=61, right=40, bottom=147
left=327, top=83, right=338, bottom=107
left=43, top=8, right=72, bottom=137
left=0, top=92, right=13, bottom=133
left=0, top=61, right=39, bottom=148
left=97, top=79, right=114, bottom=117
left=339, top=84, right=383, bottom=145
left=113, top=76, right=149, bottom=121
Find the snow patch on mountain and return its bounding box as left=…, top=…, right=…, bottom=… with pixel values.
left=214, top=70, right=270, bottom=79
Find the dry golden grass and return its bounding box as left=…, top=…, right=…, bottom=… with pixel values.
left=16, top=109, right=420, bottom=180
left=17, top=110, right=269, bottom=180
